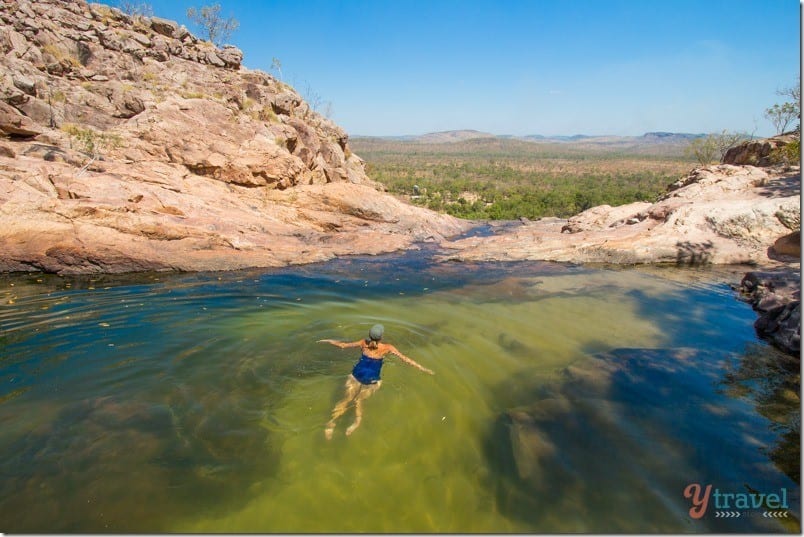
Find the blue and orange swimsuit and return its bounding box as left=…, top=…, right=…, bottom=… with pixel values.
left=351, top=353, right=384, bottom=385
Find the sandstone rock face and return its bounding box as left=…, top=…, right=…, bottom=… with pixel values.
left=441, top=164, right=801, bottom=266
left=0, top=0, right=470, bottom=273
left=0, top=0, right=369, bottom=189
left=0, top=155, right=468, bottom=274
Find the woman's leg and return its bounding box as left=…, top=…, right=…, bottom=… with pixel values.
left=325, top=376, right=361, bottom=439
left=345, top=381, right=380, bottom=436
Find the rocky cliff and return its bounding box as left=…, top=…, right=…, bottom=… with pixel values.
left=0, top=0, right=470, bottom=273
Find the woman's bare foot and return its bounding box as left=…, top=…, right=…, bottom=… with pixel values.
left=345, top=421, right=360, bottom=436
left=324, top=423, right=335, bottom=440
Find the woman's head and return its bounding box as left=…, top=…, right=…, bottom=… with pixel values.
left=368, top=324, right=384, bottom=342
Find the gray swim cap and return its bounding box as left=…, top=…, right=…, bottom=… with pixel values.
left=369, top=324, right=384, bottom=341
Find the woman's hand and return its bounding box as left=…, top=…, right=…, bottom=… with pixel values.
left=421, top=367, right=435, bottom=375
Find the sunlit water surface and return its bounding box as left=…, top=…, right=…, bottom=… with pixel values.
left=0, top=251, right=799, bottom=532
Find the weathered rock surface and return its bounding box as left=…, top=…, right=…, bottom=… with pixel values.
left=0, top=153, right=468, bottom=273
left=441, top=164, right=801, bottom=266
left=0, top=0, right=470, bottom=273
left=739, top=270, right=801, bottom=356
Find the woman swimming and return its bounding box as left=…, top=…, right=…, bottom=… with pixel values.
left=319, top=324, right=434, bottom=439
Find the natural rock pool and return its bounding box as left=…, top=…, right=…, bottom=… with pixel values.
left=0, top=250, right=799, bottom=532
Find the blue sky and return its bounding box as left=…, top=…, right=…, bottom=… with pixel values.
left=103, top=0, right=799, bottom=137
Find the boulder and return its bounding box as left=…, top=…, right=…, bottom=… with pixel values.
left=723, top=133, right=798, bottom=166
left=273, top=91, right=300, bottom=115
left=203, top=50, right=226, bottom=68
left=12, top=74, right=36, bottom=95
left=739, top=270, right=801, bottom=356
left=97, top=29, right=123, bottom=52
left=754, top=301, right=801, bottom=355
left=218, top=45, right=243, bottom=68
left=150, top=17, right=179, bottom=38
left=0, top=100, right=40, bottom=136
left=107, top=83, right=146, bottom=118
left=771, top=231, right=801, bottom=258
left=287, top=117, right=321, bottom=165
left=0, top=28, right=29, bottom=57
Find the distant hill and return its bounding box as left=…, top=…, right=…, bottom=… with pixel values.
left=354, top=129, right=496, bottom=144
left=355, top=130, right=704, bottom=147
left=352, top=130, right=705, bottom=158
left=641, top=132, right=706, bottom=142
left=416, top=130, right=497, bottom=143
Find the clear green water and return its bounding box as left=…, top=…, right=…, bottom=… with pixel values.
left=0, top=253, right=799, bottom=532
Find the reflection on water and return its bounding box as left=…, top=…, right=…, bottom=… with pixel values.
left=0, top=255, right=799, bottom=532
left=720, top=344, right=801, bottom=487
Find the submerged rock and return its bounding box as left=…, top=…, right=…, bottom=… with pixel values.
left=0, top=394, right=280, bottom=532
left=485, top=347, right=800, bottom=532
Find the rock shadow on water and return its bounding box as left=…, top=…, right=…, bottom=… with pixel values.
left=481, top=347, right=800, bottom=533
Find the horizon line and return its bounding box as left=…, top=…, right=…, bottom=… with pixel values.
left=349, top=130, right=712, bottom=139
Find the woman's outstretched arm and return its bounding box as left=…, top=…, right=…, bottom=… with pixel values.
left=387, top=345, right=434, bottom=375
left=318, top=339, right=363, bottom=349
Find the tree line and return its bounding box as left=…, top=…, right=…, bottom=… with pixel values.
left=369, top=162, right=683, bottom=220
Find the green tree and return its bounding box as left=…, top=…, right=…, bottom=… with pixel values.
left=61, top=124, right=122, bottom=177
left=187, top=4, right=239, bottom=47
left=777, top=78, right=800, bottom=132
left=765, top=103, right=798, bottom=135
left=765, top=78, right=800, bottom=134
left=685, top=135, right=718, bottom=166
left=714, top=130, right=748, bottom=160
left=684, top=130, right=747, bottom=165
left=769, top=138, right=800, bottom=167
